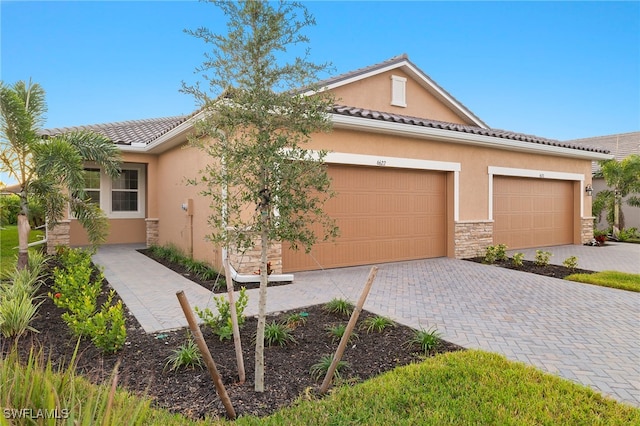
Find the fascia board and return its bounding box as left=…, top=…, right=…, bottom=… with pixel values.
left=332, top=114, right=614, bottom=161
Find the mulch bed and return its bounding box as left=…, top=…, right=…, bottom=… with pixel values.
left=2, top=259, right=463, bottom=421
left=464, top=257, right=595, bottom=279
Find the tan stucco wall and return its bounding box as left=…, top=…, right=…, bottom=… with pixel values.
left=155, top=142, right=223, bottom=271
left=70, top=218, right=146, bottom=246
left=331, top=70, right=469, bottom=125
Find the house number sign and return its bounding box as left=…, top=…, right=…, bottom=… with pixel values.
left=376, top=160, right=387, bottom=166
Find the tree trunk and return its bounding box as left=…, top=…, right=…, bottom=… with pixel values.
left=16, top=213, right=30, bottom=270
left=254, top=211, right=269, bottom=392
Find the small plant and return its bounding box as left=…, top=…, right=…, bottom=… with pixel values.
left=360, top=315, right=396, bottom=333
left=0, top=293, right=42, bottom=338
left=534, top=250, right=552, bottom=267
left=407, top=326, right=442, bottom=354
left=310, top=354, right=350, bottom=382
left=511, top=252, right=525, bottom=268
left=262, top=321, right=297, bottom=347
left=323, top=298, right=354, bottom=317
left=562, top=256, right=579, bottom=271
left=326, top=323, right=358, bottom=343
left=484, top=244, right=508, bottom=264
left=285, top=312, right=308, bottom=329
left=195, top=287, right=248, bottom=340
left=165, top=336, right=203, bottom=372
left=594, top=229, right=607, bottom=245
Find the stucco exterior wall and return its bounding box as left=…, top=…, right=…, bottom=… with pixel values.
left=330, top=70, right=469, bottom=125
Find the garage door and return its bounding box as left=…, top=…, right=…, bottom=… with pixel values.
left=283, top=165, right=447, bottom=272
left=493, top=176, right=573, bottom=249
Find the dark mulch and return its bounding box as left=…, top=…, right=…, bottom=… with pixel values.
left=464, top=257, right=596, bottom=279
left=137, top=248, right=292, bottom=293
left=2, top=260, right=463, bottom=421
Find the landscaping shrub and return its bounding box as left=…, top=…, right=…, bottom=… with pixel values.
left=562, top=256, right=579, bottom=271
left=310, top=354, right=350, bottom=382
left=262, top=321, right=297, bottom=347
left=195, top=287, right=248, bottom=340
left=511, top=252, right=525, bottom=268
left=165, top=336, right=204, bottom=372
left=534, top=250, right=552, bottom=266
left=326, top=323, right=358, bottom=343
left=483, top=244, right=507, bottom=264
left=87, top=290, right=127, bottom=354
left=407, top=326, right=442, bottom=354
left=323, top=298, right=354, bottom=317
left=360, top=315, right=396, bottom=333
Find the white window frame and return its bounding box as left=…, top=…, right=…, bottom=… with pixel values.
left=391, top=75, right=407, bottom=107
left=83, top=163, right=146, bottom=219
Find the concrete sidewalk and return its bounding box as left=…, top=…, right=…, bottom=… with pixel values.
left=93, top=244, right=640, bottom=407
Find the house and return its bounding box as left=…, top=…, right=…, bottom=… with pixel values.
left=42, top=54, right=612, bottom=273
left=568, top=132, right=640, bottom=230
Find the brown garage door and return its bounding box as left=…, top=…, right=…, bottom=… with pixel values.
left=283, top=165, right=447, bottom=272
left=493, top=176, right=574, bottom=249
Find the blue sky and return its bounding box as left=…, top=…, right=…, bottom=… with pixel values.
left=1, top=1, right=639, bottom=143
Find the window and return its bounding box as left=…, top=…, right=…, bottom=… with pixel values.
left=83, top=168, right=101, bottom=204
left=81, top=164, right=145, bottom=218
left=391, top=75, right=407, bottom=107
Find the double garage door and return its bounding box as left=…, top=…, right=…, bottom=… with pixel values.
left=493, top=176, right=574, bottom=249
left=283, top=165, right=447, bottom=272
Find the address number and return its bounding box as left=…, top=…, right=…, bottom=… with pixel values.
left=376, top=160, right=387, bottom=166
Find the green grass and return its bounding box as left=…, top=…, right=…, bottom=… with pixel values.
left=246, top=350, right=640, bottom=425
left=565, top=270, right=640, bottom=292
left=0, top=225, right=45, bottom=275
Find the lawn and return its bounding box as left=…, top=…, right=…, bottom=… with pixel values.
left=0, top=225, right=45, bottom=274
left=565, top=270, right=640, bottom=292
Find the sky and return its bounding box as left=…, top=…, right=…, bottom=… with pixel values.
left=1, top=1, right=639, bottom=141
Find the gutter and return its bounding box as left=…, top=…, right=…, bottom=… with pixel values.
left=221, top=248, right=294, bottom=284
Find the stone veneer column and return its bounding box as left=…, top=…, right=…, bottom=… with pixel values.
left=581, top=217, right=595, bottom=244
left=228, top=237, right=283, bottom=275
left=46, top=220, right=71, bottom=254
left=145, top=218, right=160, bottom=247
left=454, top=220, right=494, bottom=259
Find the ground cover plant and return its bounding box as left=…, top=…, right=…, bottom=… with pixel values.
left=565, top=270, right=640, bottom=292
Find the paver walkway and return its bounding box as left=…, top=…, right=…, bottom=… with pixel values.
left=93, top=244, right=640, bottom=408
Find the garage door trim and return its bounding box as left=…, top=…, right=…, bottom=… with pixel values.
left=488, top=166, right=587, bottom=221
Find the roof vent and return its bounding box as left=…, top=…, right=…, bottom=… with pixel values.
left=391, top=75, right=407, bottom=108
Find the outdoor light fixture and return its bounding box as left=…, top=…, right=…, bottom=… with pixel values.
left=585, top=184, right=593, bottom=196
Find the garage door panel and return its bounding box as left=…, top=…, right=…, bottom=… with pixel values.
left=283, top=165, right=447, bottom=272
left=494, top=177, right=573, bottom=249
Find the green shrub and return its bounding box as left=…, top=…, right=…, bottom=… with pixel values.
left=484, top=244, right=508, bottom=264
left=360, top=315, right=396, bottom=333
left=534, top=250, right=552, bottom=267
left=407, top=326, right=442, bottom=354
left=511, top=252, right=525, bottom=268
left=195, top=287, right=248, bottom=340
left=617, top=227, right=639, bottom=242
left=562, top=256, right=579, bottom=271
left=326, top=323, right=358, bottom=343
left=87, top=291, right=127, bottom=354
left=165, top=336, right=203, bottom=372
left=323, top=298, right=354, bottom=317
left=310, top=354, right=350, bottom=382
left=262, top=321, right=297, bottom=347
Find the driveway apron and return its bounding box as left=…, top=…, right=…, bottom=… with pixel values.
left=93, top=245, right=640, bottom=408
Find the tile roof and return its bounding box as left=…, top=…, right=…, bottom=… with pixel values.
left=332, top=105, right=610, bottom=154
left=566, top=131, right=640, bottom=172
left=40, top=115, right=189, bottom=145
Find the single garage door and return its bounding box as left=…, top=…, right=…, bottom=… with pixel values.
left=283, top=165, right=447, bottom=272
left=493, top=176, right=574, bottom=249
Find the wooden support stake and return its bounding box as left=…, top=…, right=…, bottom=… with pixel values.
left=320, top=266, right=378, bottom=394
left=176, top=290, right=236, bottom=420
left=224, top=257, right=245, bottom=384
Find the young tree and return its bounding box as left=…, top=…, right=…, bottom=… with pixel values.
left=0, top=80, right=121, bottom=268
left=183, top=0, right=338, bottom=392
left=592, top=154, right=640, bottom=232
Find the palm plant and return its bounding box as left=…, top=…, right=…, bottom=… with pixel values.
left=592, top=155, right=640, bottom=233
left=0, top=80, right=121, bottom=268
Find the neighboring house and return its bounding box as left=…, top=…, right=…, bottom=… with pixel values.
left=568, top=132, right=640, bottom=230
left=42, top=54, right=611, bottom=273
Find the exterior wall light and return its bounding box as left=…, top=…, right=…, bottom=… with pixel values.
left=585, top=184, right=593, bottom=196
